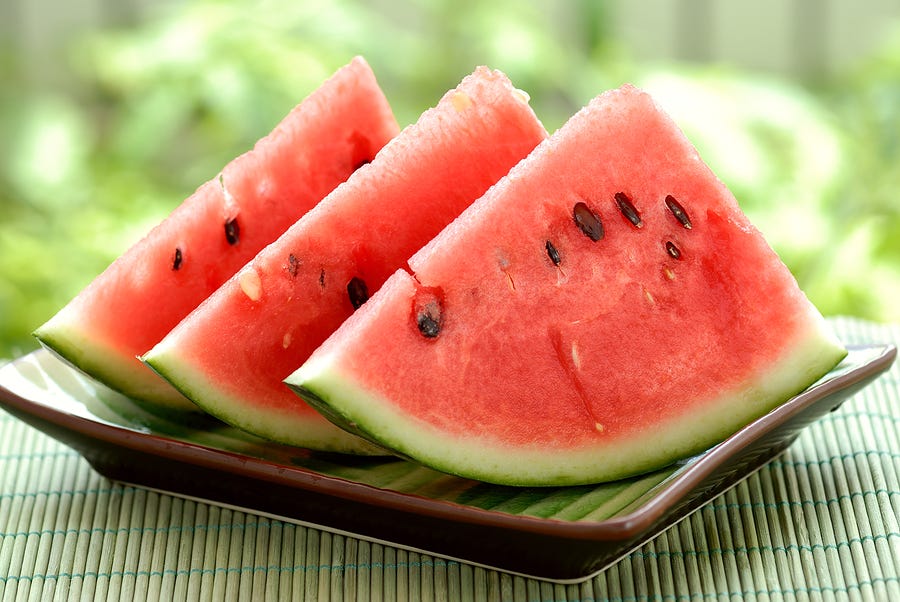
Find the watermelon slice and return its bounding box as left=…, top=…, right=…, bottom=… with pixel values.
left=142, top=67, right=548, bottom=452
left=34, top=57, right=399, bottom=414
left=286, top=84, right=848, bottom=485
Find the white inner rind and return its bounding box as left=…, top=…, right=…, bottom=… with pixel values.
left=287, top=312, right=846, bottom=486
left=143, top=337, right=386, bottom=455
left=34, top=311, right=200, bottom=415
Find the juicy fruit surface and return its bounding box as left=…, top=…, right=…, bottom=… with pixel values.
left=34, top=57, right=399, bottom=414
left=288, top=85, right=847, bottom=485
left=142, top=67, right=548, bottom=450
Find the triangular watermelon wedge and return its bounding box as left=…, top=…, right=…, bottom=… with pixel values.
left=141, top=67, right=547, bottom=452
left=285, top=84, right=847, bottom=485
left=34, top=57, right=399, bottom=414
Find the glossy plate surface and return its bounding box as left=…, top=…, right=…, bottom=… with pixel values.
left=0, top=344, right=894, bottom=582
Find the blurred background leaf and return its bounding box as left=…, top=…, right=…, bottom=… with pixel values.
left=1, top=0, right=899, bottom=357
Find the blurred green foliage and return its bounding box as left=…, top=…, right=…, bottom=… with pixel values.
left=1, top=0, right=899, bottom=358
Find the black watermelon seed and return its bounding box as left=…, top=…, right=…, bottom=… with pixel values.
left=665, top=195, right=692, bottom=229
left=319, top=269, right=326, bottom=288
left=573, top=201, right=604, bottom=241
left=417, top=312, right=441, bottom=338
left=614, top=192, right=643, bottom=228
left=225, top=218, right=240, bottom=245
left=287, top=254, right=299, bottom=277
left=545, top=240, right=561, bottom=266
left=347, top=276, right=369, bottom=309
left=665, top=241, right=682, bottom=259
left=172, top=248, right=183, bottom=270
left=417, top=302, right=443, bottom=338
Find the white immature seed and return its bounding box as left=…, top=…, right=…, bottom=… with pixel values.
left=451, top=91, right=472, bottom=112
left=240, top=268, right=262, bottom=301
left=570, top=341, right=582, bottom=371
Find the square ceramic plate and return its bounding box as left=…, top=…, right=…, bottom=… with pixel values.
left=0, top=344, right=894, bottom=583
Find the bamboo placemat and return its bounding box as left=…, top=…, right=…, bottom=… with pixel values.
left=1, top=316, right=899, bottom=601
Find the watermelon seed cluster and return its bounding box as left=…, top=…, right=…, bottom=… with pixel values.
left=664, top=194, right=691, bottom=262
left=565, top=192, right=694, bottom=268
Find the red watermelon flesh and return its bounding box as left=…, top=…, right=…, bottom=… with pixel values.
left=286, top=84, right=847, bottom=484
left=33, top=57, right=399, bottom=413
left=142, top=67, right=548, bottom=452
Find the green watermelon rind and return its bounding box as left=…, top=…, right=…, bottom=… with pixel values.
left=34, top=315, right=201, bottom=416
left=142, top=338, right=388, bottom=455
left=286, top=315, right=847, bottom=486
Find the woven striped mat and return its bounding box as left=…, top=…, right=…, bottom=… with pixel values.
left=1, top=316, right=899, bottom=601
